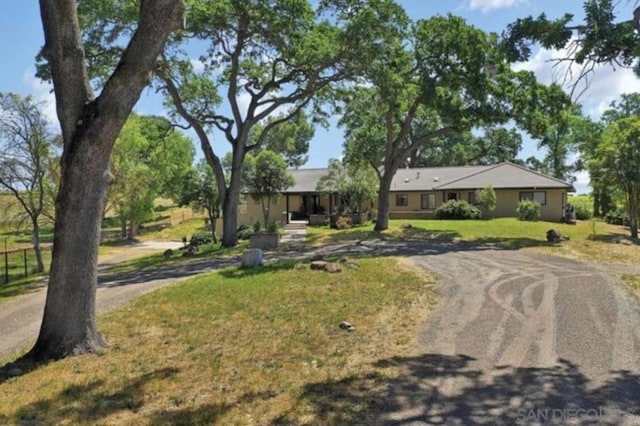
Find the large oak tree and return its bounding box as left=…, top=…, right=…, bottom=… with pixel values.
left=29, top=0, right=184, bottom=360
left=79, top=0, right=400, bottom=247
left=342, top=13, right=544, bottom=231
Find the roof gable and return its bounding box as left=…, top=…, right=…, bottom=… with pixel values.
left=433, top=162, right=574, bottom=190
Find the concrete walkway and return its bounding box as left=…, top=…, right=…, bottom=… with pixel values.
left=280, top=221, right=307, bottom=245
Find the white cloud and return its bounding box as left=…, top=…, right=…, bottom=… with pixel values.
left=572, top=170, right=590, bottom=194
left=512, top=45, right=640, bottom=119
left=468, top=0, right=525, bottom=12
left=21, top=67, right=58, bottom=128
left=190, top=58, right=205, bottom=74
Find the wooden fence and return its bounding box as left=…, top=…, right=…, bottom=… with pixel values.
left=1, top=245, right=52, bottom=285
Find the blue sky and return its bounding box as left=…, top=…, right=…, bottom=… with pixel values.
left=2, top=1, right=639, bottom=194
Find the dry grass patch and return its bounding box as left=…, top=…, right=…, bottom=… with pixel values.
left=0, top=257, right=436, bottom=425
left=622, top=274, right=640, bottom=299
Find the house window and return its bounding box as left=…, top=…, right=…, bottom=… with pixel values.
left=520, top=191, right=546, bottom=206
left=446, top=192, right=459, bottom=201
left=396, top=194, right=409, bottom=207
left=421, top=193, right=436, bottom=210
left=468, top=191, right=477, bottom=205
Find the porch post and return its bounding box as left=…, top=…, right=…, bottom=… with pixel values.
left=286, top=194, right=290, bottom=224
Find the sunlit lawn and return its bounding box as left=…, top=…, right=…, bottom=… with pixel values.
left=0, top=257, right=436, bottom=425
left=307, top=218, right=638, bottom=264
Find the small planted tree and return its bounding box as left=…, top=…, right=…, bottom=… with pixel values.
left=245, top=150, right=293, bottom=228
left=316, top=158, right=378, bottom=217
left=476, top=185, right=497, bottom=217
left=177, top=160, right=221, bottom=244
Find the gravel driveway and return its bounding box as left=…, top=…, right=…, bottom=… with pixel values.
left=390, top=249, right=640, bottom=424
left=295, top=239, right=640, bottom=424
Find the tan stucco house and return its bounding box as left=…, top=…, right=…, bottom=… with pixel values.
left=241, top=162, right=575, bottom=224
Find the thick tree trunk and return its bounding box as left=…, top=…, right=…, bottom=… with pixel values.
left=374, top=173, right=394, bottom=231
left=119, top=212, right=127, bottom=240
left=629, top=191, right=639, bottom=239
left=221, top=185, right=241, bottom=247
left=221, top=145, right=246, bottom=247
left=29, top=142, right=111, bottom=359
left=207, top=208, right=218, bottom=244
left=128, top=219, right=138, bottom=240
left=29, top=0, right=185, bottom=360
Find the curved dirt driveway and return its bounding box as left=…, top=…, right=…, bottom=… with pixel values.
left=298, top=239, right=640, bottom=424
left=0, top=241, right=205, bottom=361
left=387, top=248, right=640, bottom=424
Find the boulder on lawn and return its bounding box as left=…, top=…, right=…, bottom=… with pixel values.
left=310, top=260, right=342, bottom=273
left=546, top=229, right=562, bottom=243
left=339, top=257, right=359, bottom=268
left=310, top=260, right=327, bottom=270
left=324, top=263, right=342, bottom=273
left=241, top=248, right=264, bottom=268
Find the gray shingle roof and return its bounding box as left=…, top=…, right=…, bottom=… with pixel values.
left=284, top=162, right=574, bottom=193
left=286, top=168, right=332, bottom=192
left=432, top=162, right=574, bottom=190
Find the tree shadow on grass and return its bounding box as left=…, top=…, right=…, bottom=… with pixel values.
left=217, top=260, right=298, bottom=279
left=8, top=368, right=182, bottom=424
left=275, top=353, right=640, bottom=425
left=587, top=232, right=640, bottom=246
left=1, top=363, right=278, bottom=425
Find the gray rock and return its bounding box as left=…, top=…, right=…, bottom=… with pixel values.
left=324, top=263, right=342, bottom=273
left=339, top=257, right=359, bottom=268
left=339, top=321, right=354, bottom=331
left=310, top=260, right=328, bottom=270
left=241, top=249, right=264, bottom=268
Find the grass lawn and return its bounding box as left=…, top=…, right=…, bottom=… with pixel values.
left=0, top=257, right=436, bottom=425
left=100, top=241, right=247, bottom=277
left=307, top=218, right=639, bottom=264
left=621, top=275, right=640, bottom=301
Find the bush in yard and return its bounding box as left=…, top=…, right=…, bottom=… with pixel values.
left=517, top=200, right=541, bottom=221
left=435, top=200, right=481, bottom=220
left=190, top=233, right=213, bottom=247
left=568, top=195, right=593, bottom=220
left=476, top=185, right=497, bottom=214
left=335, top=215, right=353, bottom=229
left=237, top=224, right=253, bottom=240
left=266, top=220, right=278, bottom=233
left=572, top=203, right=592, bottom=220
left=605, top=206, right=628, bottom=226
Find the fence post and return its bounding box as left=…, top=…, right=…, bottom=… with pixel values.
left=3, top=237, right=8, bottom=285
